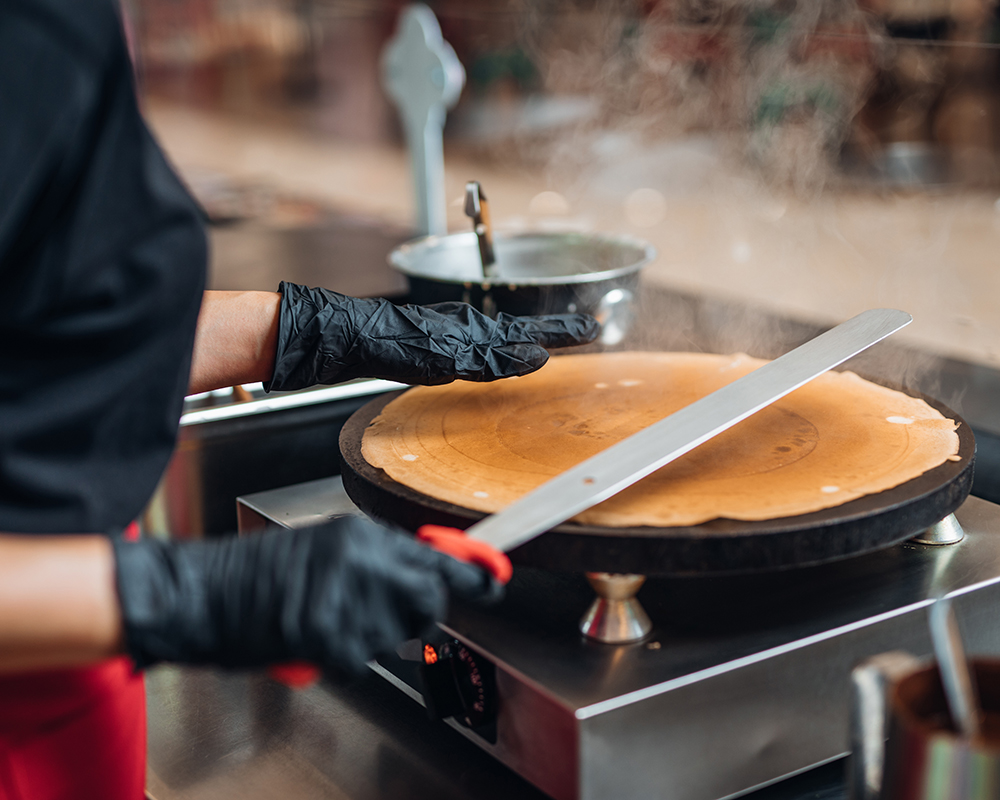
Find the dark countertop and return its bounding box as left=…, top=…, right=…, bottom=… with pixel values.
left=145, top=665, right=847, bottom=800
left=145, top=666, right=549, bottom=800
left=206, top=216, right=410, bottom=299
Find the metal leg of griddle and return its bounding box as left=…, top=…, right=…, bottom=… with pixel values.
left=910, top=513, right=965, bottom=545
left=579, top=572, right=653, bottom=643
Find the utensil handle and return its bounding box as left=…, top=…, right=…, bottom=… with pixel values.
left=929, top=596, right=982, bottom=739
left=848, top=651, right=923, bottom=800
left=267, top=662, right=321, bottom=688
left=265, top=526, right=511, bottom=688
left=417, top=525, right=513, bottom=584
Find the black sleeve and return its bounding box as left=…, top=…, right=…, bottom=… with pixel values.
left=0, top=0, right=207, bottom=535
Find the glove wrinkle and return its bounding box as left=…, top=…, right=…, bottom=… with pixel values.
left=112, top=516, right=501, bottom=675
left=266, top=282, right=599, bottom=391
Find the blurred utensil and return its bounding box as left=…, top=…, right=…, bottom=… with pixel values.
left=464, top=181, right=497, bottom=277
left=381, top=5, right=465, bottom=236
left=929, top=595, right=981, bottom=739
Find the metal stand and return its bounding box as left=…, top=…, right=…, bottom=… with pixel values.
left=579, top=573, right=653, bottom=644
left=910, top=513, right=965, bottom=545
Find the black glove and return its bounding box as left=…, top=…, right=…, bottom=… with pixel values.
left=112, top=516, right=500, bottom=675
left=265, top=282, right=600, bottom=391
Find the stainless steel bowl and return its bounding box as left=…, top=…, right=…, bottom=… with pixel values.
left=388, top=231, right=656, bottom=345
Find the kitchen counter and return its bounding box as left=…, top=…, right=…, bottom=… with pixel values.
left=144, top=665, right=847, bottom=800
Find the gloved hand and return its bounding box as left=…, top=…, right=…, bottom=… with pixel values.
left=265, top=282, right=600, bottom=391
left=112, top=516, right=501, bottom=675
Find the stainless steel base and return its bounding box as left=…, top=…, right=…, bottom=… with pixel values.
left=239, top=484, right=1000, bottom=800
left=910, top=512, right=966, bottom=545
left=578, top=573, right=652, bottom=643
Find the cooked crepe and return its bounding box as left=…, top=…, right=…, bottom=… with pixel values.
left=361, top=352, right=960, bottom=527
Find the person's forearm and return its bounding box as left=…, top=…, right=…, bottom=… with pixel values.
left=0, top=534, right=123, bottom=674
left=188, top=290, right=281, bottom=394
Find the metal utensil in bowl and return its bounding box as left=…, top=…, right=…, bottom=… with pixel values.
left=387, top=230, right=656, bottom=346
left=463, top=181, right=496, bottom=277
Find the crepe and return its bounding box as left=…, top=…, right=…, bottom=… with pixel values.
left=361, top=352, right=960, bottom=527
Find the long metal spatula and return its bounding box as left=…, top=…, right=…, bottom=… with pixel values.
left=456, top=308, right=911, bottom=555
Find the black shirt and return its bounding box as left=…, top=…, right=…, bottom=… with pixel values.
left=0, top=0, right=207, bottom=534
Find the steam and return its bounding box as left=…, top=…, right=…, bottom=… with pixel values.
left=448, top=1, right=994, bottom=402
left=505, top=0, right=888, bottom=195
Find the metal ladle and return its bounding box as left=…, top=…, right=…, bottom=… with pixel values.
left=464, top=181, right=498, bottom=279
left=928, top=595, right=981, bottom=739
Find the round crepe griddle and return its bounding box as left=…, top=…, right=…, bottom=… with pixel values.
left=339, top=390, right=975, bottom=576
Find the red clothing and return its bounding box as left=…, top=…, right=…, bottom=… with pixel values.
left=0, top=659, right=146, bottom=800
left=0, top=522, right=146, bottom=799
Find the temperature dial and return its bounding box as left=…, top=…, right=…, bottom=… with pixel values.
left=419, top=638, right=496, bottom=729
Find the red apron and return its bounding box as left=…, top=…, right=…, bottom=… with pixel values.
left=0, top=658, right=146, bottom=800
left=0, top=523, right=146, bottom=800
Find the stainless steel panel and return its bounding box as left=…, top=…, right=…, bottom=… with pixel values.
left=410, top=498, right=1000, bottom=800
left=239, top=472, right=1000, bottom=800
left=578, top=607, right=931, bottom=800
left=238, top=476, right=366, bottom=533
left=145, top=381, right=398, bottom=538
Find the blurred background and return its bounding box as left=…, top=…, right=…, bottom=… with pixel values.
left=123, top=0, right=1000, bottom=368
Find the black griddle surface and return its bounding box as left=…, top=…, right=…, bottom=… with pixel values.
left=339, top=389, right=975, bottom=575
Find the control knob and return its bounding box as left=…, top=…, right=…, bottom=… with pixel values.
left=419, top=638, right=496, bottom=729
